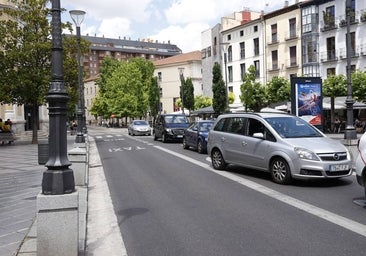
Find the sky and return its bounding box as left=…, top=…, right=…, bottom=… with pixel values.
left=61, top=0, right=296, bottom=53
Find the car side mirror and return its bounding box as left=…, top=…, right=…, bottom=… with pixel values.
left=253, top=132, right=265, bottom=139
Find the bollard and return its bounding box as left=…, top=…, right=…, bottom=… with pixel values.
left=38, top=139, right=49, bottom=165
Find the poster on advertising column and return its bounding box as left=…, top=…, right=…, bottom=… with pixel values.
left=291, top=77, right=322, bottom=129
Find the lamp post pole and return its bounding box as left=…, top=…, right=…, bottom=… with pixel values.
left=178, top=67, right=185, bottom=114
left=69, top=10, right=86, bottom=143
left=41, top=0, right=74, bottom=194
left=344, top=0, right=357, bottom=140
left=158, top=72, right=162, bottom=114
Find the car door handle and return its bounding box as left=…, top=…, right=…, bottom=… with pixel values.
left=241, top=141, right=247, bottom=146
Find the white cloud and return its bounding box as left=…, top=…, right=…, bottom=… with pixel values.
left=97, top=18, right=132, bottom=39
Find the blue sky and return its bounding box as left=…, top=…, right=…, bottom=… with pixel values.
left=62, top=0, right=294, bottom=53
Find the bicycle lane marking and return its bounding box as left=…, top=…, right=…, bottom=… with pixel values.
left=154, top=145, right=366, bottom=238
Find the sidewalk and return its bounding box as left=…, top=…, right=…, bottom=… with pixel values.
left=10, top=127, right=126, bottom=256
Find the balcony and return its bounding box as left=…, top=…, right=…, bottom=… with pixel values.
left=286, top=59, right=298, bottom=69
left=285, top=31, right=298, bottom=41
left=268, top=63, right=280, bottom=72
left=320, top=51, right=338, bottom=62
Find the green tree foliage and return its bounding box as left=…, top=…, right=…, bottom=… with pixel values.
left=0, top=0, right=85, bottom=143
left=266, top=76, right=290, bottom=105
left=212, top=62, right=227, bottom=114
left=91, top=57, right=155, bottom=120
left=194, top=95, right=212, bottom=110
left=228, top=91, right=235, bottom=105
left=183, top=77, right=194, bottom=111
left=149, top=76, right=160, bottom=118
left=323, top=74, right=347, bottom=130
left=352, top=70, right=366, bottom=102
left=240, top=65, right=267, bottom=112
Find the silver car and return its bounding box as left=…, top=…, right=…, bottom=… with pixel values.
left=128, top=120, right=151, bottom=136
left=355, top=132, right=366, bottom=196
left=207, top=112, right=353, bottom=184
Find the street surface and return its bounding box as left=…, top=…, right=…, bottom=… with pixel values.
left=91, top=127, right=366, bottom=256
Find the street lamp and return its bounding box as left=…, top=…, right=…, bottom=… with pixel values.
left=178, top=67, right=185, bottom=114
left=221, top=43, right=229, bottom=112
left=344, top=0, right=357, bottom=140
left=69, top=10, right=86, bottom=143
left=42, top=0, right=74, bottom=194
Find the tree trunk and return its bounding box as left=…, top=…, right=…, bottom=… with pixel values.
left=31, top=104, right=39, bottom=144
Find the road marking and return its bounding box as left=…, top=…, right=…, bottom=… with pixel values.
left=155, top=145, right=366, bottom=238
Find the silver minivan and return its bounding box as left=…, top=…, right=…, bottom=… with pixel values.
left=207, top=112, right=353, bottom=184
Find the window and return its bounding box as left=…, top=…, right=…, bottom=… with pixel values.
left=289, top=18, right=296, bottom=38
left=326, top=37, right=336, bottom=60
left=240, top=30, right=244, bottom=37
left=207, top=46, right=211, bottom=57
left=272, top=50, right=278, bottom=69
left=254, top=60, right=260, bottom=78
left=327, top=68, right=336, bottom=76
left=240, top=42, right=245, bottom=59
left=228, top=66, right=233, bottom=82
left=240, top=63, right=246, bottom=80
left=201, top=49, right=206, bottom=59
left=227, top=117, right=245, bottom=134
left=324, top=6, right=335, bottom=27
left=254, top=25, right=258, bottom=32
left=227, top=34, right=231, bottom=41
left=213, top=37, right=217, bottom=55
left=302, top=6, right=317, bottom=33
left=158, top=72, right=162, bottom=82
left=346, top=32, right=356, bottom=56
left=228, top=46, right=232, bottom=62
left=253, top=38, right=259, bottom=56
left=289, top=46, right=297, bottom=66
left=271, top=24, right=277, bottom=43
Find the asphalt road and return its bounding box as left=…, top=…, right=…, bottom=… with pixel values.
left=92, top=128, right=366, bottom=256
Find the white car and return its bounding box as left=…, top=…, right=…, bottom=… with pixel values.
left=355, top=132, right=366, bottom=195
left=128, top=120, right=151, bottom=136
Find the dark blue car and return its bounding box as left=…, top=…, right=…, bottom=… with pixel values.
left=182, top=120, right=214, bottom=153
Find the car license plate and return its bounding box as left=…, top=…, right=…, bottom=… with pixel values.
left=329, top=164, right=349, bottom=171
left=177, top=135, right=183, bottom=138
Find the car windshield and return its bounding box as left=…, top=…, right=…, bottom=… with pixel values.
left=164, top=115, right=189, bottom=124
left=264, top=116, right=322, bottom=138
left=199, top=122, right=213, bottom=132
left=134, top=120, right=148, bottom=125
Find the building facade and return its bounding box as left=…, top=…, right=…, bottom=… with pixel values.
left=153, top=51, right=202, bottom=114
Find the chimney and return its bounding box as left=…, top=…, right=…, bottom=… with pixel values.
left=284, top=1, right=289, bottom=7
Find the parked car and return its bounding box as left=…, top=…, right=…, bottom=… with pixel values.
left=183, top=120, right=214, bottom=153
left=355, top=131, right=366, bottom=195
left=153, top=114, right=190, bottom=142
left=128, top=120, right=151, bottom=136
left=207, top=112, right=353, bottom=184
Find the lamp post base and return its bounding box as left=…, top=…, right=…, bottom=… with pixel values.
left=344, top=128, right=357, bottom=140
left=42, top=169, right=75, bottom=195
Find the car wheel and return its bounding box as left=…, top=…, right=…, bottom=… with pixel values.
left=211, top=148, right=226, bottom=170
left=197, top=140, right=204, bottom=154
left=182, top=137, right=189, bottom=149
left=270, top=157, right=292, bottom=185
left=162, top=133, right=167, bottom=143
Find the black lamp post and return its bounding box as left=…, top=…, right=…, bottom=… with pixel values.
left=344, top=0, right=357, bottom=140
left=178, top=67, right=185, bottom=114
left=69, top=10, right=86, bottom=143
left=41, top=0, right=74, bottom=195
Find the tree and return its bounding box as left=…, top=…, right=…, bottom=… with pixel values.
left=194, top=95, right=212, bottom=110
left=352, top=70, right=366, bottom=102
left=149, top=76, right=160, bottom=119
left=323, top=74, right=347, bottom=131
left=183, top=77, right=194, bottom=111
left=0, top=0, right=87, bottom=143
left=212, top=62, right=227, bottom=114
left=240, top=65, right=267, bottom=112
left=266, top=76, right=291, bottom=105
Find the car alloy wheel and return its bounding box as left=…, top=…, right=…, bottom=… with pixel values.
left=211, top=149, right=226, bottom=170
left=183, top=137, right=189, bottom=149
left=197, top=140, right=204, bottom=154
left=270, top=157, right=292, bottom=184
left=162, top=133, right=167, bottom=143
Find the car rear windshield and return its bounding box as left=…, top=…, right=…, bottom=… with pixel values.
left=164, top=115, right=189, bottom=124
left=134, top=120, right=148, bottom=125
left=264, top=116, right=323, bottom=138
